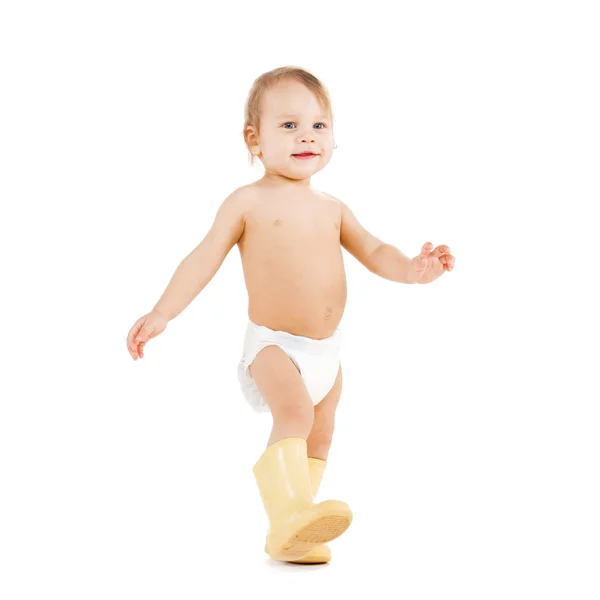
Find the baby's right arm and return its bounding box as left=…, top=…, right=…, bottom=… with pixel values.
left=151, top=187, right=249, bottom=321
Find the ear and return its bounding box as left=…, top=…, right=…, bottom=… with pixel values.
left=245, top=125, right=259, bottom=148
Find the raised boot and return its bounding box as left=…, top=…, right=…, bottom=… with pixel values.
left=253, top=437, right=352, bottom=561
left=265, top=456, right=333, bottom=564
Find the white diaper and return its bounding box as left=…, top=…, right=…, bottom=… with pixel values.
left=237, top=320, right=342, bottom=413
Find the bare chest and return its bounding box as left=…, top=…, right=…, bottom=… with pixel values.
left=240, top=195, right=341, bottom=251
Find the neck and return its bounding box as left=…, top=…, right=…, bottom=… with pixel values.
left=260, top=170, right=311, bottom=189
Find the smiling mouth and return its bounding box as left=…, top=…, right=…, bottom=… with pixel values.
left=292, top=153, right=318, bottom=158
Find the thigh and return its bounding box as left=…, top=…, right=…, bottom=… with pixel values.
left=249, top=344, right=314, bottom=424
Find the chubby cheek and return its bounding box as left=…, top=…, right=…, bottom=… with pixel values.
left=321, top=137, right=334, bottom=158
left=320, top=148, right=333, bottom=164
left=262, top=147, right=282, bottom=163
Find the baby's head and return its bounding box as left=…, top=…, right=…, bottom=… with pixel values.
left=243, top=66, right=336, bottom=181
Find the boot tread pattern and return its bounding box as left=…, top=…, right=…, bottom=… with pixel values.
left=292, top=515, right=350, bottom=544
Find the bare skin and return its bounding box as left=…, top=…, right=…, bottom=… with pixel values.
left=238, top=80, right=352, bottom=454
left=126, top=78, right=455, bottom=458
left=240, top=183, right=346, bottom=340
left=240, top=181, right=346, bottom=455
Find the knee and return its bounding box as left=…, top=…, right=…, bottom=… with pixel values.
left=272, top=403, right=314, bottom=435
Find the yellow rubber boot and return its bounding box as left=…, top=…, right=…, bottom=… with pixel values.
left=253, top=437, right=352, bottom=561
left=264, top=457, right=332, bottom=564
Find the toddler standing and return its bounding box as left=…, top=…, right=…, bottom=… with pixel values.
left=126, top=66, right=455, bottom=564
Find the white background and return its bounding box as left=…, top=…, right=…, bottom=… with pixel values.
left=1, top=0, right=598, bottom=598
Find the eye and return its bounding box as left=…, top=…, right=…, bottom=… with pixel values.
left=281, top=122, right=328, bottom=130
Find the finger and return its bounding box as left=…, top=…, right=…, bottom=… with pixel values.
left=133, top=341, right=145, bottom=358
left=128, top=319, right=144, bottom=347
left=431, top=245, right=450, bottom=258
left=135, top=327, right=151, bottom=344
left=126, top=325, right=138, bottom=348
left=421, top=242, right=433, bottom=256
left=441, top=255, right=455, bottom=270
left=126, top=338, right=137, bottom=358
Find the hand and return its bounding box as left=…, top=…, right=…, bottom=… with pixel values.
left=407, top=242, right=455, bottom=284
left=126, top=311, right=169, bottom=360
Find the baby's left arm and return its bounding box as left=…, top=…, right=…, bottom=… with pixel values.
left=326, top=193, right=411, bottom=282
left=327, top=193, right=454, bottom=284
left=336, top=198, right=385, bottom=271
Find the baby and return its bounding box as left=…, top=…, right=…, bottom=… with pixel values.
left=126, top=66, right=455, bottom=564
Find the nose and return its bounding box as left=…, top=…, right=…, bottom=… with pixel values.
left=297, top=127, right=316, bottom=144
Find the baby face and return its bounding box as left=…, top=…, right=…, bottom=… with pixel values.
left=254, top=80, right=334, bottom=180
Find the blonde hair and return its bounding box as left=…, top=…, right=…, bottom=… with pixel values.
left=242, top=66, right=334, bottom=167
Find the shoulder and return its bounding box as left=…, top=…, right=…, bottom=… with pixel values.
left=319, top=189, right=344, bottom=209
left=218, top=185, right=258, bottom=218
left=320, top=190, right=350, bottom=218
left=226, top=184, right=258, bottom=204
left=320, top=190, right=341, bottom=204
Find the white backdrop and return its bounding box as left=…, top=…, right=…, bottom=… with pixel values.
left=1, top=1, right=598, bottom=598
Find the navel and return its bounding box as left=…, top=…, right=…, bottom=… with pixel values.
left=274, top=219, right=282, bottom=226
left=325, top=307, right=332, bottom=319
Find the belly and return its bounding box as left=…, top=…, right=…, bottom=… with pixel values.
left=243, top=253, right=347, bottom=339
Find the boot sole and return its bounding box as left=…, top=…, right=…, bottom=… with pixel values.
left=287, top=544, right=331, bottom=565
left=284, top=515, right=348, bottom=558
left=270, top=502, right=352, bottom=560
left=264, top=540, right=332, bottom=564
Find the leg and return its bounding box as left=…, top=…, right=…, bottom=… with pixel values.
left=250, top=352, right=352, bottom=561
left=306, top=363, right=342, bottom=461
left=285, top=364, right=342, bottom=564
left=248, top=345, right=314, bottom=446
